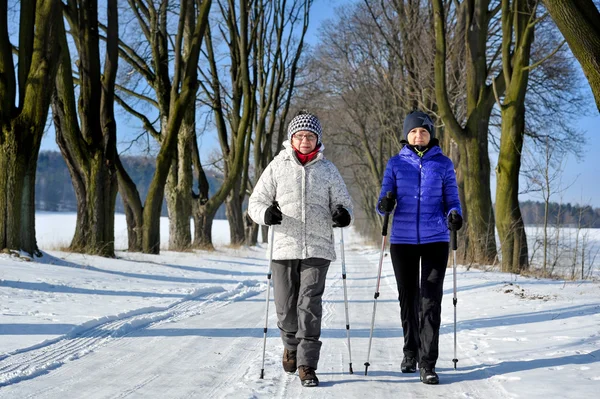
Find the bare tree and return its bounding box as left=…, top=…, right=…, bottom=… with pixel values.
left=51, top=0, right=120, bottom=257
left=433, top=0, right=502, bottom=265
left=192, top=0, right=254, bottom=249
left=113, top=0, right=212, bottom=253
left=524, top=136, right=567, bottom=275
left=494, top=0, right=539, bottom=273
left=0, top=0, right=62, bottom=255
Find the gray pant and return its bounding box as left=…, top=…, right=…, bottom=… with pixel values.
left=271, top=257, right=330, bottom=370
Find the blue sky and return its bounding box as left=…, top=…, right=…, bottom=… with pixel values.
left=40, top=0, right=600, bottom=207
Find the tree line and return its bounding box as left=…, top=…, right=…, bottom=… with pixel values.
left=1, top=1, right=600, bottom=276
left=35, top=151, right=600, bottom=228
left=35, top=151, right=226, bottom=218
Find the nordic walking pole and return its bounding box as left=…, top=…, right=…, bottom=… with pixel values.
left=260, top=201, right=278, bottom=379
left=364, top=191, right=393, bottom=375
left=450, top=210, right=459, bottom=370
left=339, top=226, right=353, bottom=374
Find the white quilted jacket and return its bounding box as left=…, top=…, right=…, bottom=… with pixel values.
left=248, top=142, right=353, bottom=261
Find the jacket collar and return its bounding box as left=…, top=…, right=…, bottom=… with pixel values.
left=282, top=140, right=325, bottom=165
left=400, top=138, right=441, bottom=158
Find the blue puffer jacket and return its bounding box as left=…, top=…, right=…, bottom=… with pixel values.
left=377, top=142, right=462, bottom=244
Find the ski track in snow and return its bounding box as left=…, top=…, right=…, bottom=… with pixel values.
left=0, top=282, right=264, bottom=389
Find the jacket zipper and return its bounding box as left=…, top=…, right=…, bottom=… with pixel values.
left=417, top=158, right=422, bottom=244
left=301, top=165, right=307, bottom=258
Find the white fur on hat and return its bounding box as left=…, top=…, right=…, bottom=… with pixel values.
left=287, top=111, right=322, bottom=144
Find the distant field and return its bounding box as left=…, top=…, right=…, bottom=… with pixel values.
left=34, top=212, right=599, bottom=279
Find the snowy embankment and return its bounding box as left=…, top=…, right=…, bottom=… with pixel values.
left=0, top=213, right=599, bottom=398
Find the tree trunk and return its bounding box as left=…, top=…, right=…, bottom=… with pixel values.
left=244, top=210, right=258, bottom=246
left=64, top=152, right=117, bottom=256
left=142, top=159, right=169, bottom=254
left=0, top=134, right=25, bottom=251
left=496, top=106, right=529, bottom=273
left=0, top=0, right=62, bottom=254
left=447, top=131, right=469, bottom=263
left=458, top=123, right=497, bottom=264
left=20, top=142, right=42, bottom=256
left=116, top=156, right=144, bottom=251
left=226, top=177, right=245, bottom=246
left=165, top=114, right=193, bottom=251
left=52, top=0, right=119, bottom=257
left=495, top=0, right=535, bottom=273
left=193, top=202, right=218, bottom=250
left=543, top=0, right=600, bottom=112
left=261, top=225, right=269, bottom=243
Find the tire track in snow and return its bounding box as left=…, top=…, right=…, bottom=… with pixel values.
left=0, top=281, right=264, bottom=388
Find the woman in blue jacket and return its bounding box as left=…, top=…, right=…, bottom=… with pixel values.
left=376, top=110, right=463, bottom=385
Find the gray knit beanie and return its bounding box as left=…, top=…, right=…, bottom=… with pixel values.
left=287, top=111, right=322, bottom=144
left=403, top=110, right=435, bottom=139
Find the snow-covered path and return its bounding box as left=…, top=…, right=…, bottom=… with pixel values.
left=1, top=221, right=599, bottom=398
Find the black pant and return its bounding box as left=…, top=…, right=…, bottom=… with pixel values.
left=390, top=242, right=449, bottom=369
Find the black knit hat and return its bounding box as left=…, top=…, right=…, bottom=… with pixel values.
left=287, top=110, right=322, bottom=144
left=403, top=110, right=435, bottom=139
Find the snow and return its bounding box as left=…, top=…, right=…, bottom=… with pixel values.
left=1, top=213, right=599, bottom=398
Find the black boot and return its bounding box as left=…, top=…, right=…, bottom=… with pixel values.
left=420, top=367, right=439, bottom=385
left=401, top=356, right=417, bottom=373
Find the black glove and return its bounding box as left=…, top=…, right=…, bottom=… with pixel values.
left=378, top=196, right=396, bottom=213
left=332, top=205, right=351, bottom=228
left=447, top=211, right=463, bottom=231
left=264, top=203, right=282, bottom=225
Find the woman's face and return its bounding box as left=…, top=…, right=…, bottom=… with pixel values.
left=292, top=130, right=318, bottom=154
left=407, top=127, right=430, bottom=146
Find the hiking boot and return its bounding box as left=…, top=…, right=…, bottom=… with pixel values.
left=282, top=348, right=297, bottom=374
left=420, top=367, right=439, bottom=385
left=298, top=366, right=319, bottom=387
left=401, top=356, right=417, bottom=373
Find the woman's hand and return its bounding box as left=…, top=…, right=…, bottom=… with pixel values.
left=332, top=205, right=351, bottom=228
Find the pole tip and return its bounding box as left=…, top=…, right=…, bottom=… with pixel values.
left=349, top=363, right=353, bottom=374
left=364, top=362, right=370, bottom=375
left=452, top=358, right=458, bottom=370
left=260, top=369, right=265, bottom=379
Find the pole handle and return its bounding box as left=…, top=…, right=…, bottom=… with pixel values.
left=451, top=229, right=457, bottom=251
left=450, top=210, right=458, bottom=250
left=381, top=191, right=393, bottom=236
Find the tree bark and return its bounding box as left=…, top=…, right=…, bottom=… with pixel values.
left=193, top=201, right=218, bottom=249
left=495, top=0, right=535, bottom=273
left=165, top=111, right=194, bottom=251
left=0, top=134, right=25, bottom=251
left=116, top=156, right=144, bottom=251
left=0, top=0, right=61, bottom=254
left=458, top=126, right=497, bottom=264
left=226, top=177, right=245, bottom=246
left=543, top=0, right=600, bottom=111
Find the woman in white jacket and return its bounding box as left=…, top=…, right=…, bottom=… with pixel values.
left=248, top=111, right=353, bottom=387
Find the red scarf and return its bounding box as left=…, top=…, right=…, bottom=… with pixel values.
left=294, top=145, right=321, bottom=165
